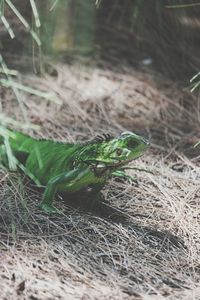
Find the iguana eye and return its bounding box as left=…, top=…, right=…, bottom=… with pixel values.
left=127, top=140, right=138, bottom=148
left=116, top=148, right=122, bottom=156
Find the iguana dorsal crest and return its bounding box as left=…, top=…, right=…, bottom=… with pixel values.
left=91, top=133, right=114, bottom=144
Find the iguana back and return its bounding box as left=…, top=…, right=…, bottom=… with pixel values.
left=0, top=130, right=80, bottom=185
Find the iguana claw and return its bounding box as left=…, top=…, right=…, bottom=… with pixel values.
left=38, top=203, right=64, bottom=214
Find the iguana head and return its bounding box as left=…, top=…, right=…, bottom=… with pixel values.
left=76, top=132, right=149, bottom=171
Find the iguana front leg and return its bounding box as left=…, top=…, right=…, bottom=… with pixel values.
left=39, top=168, right=81, bottom=214
left=111, top=170, right=137, bottom=184
left=119, top=166, right=153, bottom=174
left=111, top=166, right=153, bottom=184
left=39, top=168, right=104, bottom=214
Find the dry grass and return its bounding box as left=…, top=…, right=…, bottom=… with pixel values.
left=0, top=60, right=200, bottom=299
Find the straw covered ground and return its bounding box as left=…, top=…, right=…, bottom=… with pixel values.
left=0, top=60, right=200, bottom=299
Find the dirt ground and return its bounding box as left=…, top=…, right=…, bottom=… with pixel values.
left=0, top=59, right=200, bottom=299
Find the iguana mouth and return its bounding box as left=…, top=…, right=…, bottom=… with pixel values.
left=84, top=158, right=135, bottom=169
left=82, top=150, right=144, bottom=169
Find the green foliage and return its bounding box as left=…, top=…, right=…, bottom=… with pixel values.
left=0, top=0, right=41, bottom=44
left=190, top=72, right=200, bottom=92
left=0, top=126, right=17, bottom=170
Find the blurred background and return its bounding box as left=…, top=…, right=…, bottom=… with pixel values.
left=1, top=0, right=200, bottom=76
left=0, top=0, right=200, bottom=148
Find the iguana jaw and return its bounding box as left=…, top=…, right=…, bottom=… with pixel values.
left=84, top=156, right=141, bottom=169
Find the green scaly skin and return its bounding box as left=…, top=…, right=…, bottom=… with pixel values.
left=0, top=130, right=149, bottom=213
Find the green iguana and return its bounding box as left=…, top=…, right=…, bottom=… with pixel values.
left=0, top=130, right=149, bottom=213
